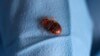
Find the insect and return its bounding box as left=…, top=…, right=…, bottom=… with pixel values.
left=40, top=16, right=62, bottom=35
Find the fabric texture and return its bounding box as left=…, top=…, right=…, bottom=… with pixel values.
left=0, top=0, right=93, bottom=56
left=0, top=0, right=71, bottom=56
left=69, top=0, right=93, bottom=56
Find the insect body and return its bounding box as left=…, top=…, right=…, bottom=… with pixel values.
left=40, top=17, right=62, bottom=35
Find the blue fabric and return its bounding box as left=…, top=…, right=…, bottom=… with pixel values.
left=69, top=0, right=93, bottom=56
left=87, top=0, right=100, bottom=56
left=0, top=0, right=93, bottom=56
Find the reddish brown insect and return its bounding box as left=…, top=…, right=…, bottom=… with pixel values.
left=40, top=17, right=62, bottom=35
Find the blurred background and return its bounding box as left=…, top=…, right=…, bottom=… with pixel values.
left=87, top=0, right=100, bottom=56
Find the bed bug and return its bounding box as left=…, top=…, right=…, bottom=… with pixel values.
left=40, top=16, right=62, bottom=35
